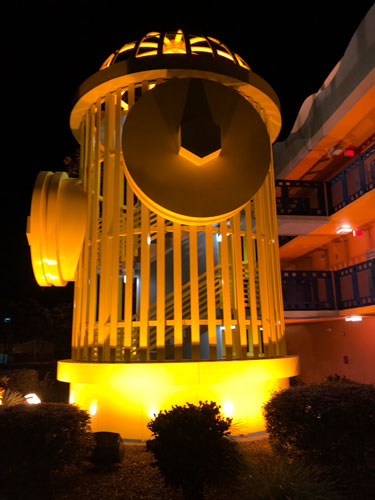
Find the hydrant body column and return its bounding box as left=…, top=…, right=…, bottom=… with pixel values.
left=27, top=31, right=298, bottom=439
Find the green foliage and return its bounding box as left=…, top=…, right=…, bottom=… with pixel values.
left=0, top=368, right=69, bottom=403
left=234, top=446, right=340, bottom=500
left=289, top=375, right=306, bottom=386
left=146, top=401, right=243, bottom=500
left=1, top=388, right=26, bottom=407
left=322, top=373, right=358, bottom=384
left=0, top=368, right=40, bottom=394
left=263, top=383, right=375, bottom=472
left=0, top=403, right=95, bottom=488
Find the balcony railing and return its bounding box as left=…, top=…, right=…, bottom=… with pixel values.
left=334, top=259, right=375, bottom=310
left=327, top=143, right=375, bottom=214
left=282, top=259, right=375, bottom=311
left=275, top=142, right=374, bottom=217
left=281, top=270, right=335, bottom=310
left=275, top=179, right=327, bottom=216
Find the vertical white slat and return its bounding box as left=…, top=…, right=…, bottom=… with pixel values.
left=128, top=83, right=135, bottom=109
left=205, top=224, right=217, bottom=360
left=88, top=100, right=101, bottom=358
left=232, top=212, right=247, bottom=358
left=189, top=226, right=200, bottom=360
left=124, top=181, right=134, bottom=362
left=263, top=172, right=278, bottom=356
left=139, top=203, right=150, bottom=361
left=255, top=185, right=272, bottom=357
left=244, top=203, right=257, bottom=356
left=219, top=220, right=233, bottom=359
left=227, top=219, right=241, bottom=358
left=267, top=154, right=286, bottom=355
left=156, top=215, right=165, bottom=360
left=99, top=93, right=116, bottom=361
left=173, top=223, right=183, bottom=360
left=123, top=87, right=136, bottom=362
left=80, top=111, right=92, bottom=360
left=71, top=119, right=86, bottom=359
left=109, top=89, right=122, bottom=359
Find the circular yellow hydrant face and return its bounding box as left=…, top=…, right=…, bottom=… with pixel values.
left=122, top=77, right=271, bottom=224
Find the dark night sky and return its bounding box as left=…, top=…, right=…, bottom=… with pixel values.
left=2, top=1, right=374, bottom=308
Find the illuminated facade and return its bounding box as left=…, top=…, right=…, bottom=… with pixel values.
left=274, top=7, right=374, bottom=384
left=28, top=31, right=298, bottom=439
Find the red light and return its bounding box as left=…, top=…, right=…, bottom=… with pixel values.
left=352, top=229, right=363, bottom=237
left=344, top=149, right=355, bottom=157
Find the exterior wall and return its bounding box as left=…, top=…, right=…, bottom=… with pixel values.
left=286, top=317, right=375, bottom=384
left=274, top=7, right=375, bottom=389
left=327, top=224, right=375, bottom=270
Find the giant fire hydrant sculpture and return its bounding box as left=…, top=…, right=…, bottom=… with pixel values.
left=27, top=31, right=298, bottom=439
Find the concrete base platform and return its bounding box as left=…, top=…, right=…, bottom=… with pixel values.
left=58, top=356, right=299, bottom=440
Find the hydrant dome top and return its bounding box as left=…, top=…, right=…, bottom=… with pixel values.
left=100, top=30, right=251, bottom=72
left=70, top=29, right=281, bottom=144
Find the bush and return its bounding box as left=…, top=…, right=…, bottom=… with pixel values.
left=146, top=401, right=243, bottom=500
left=322, top=373, right=358, bottom=384
left=0, top=403, right=95, bottom=489
left=0, top=368, right=39, bottom=394
left=236, top=445, right=340, bottom=500
left=263, top=383, right=375, bottom=472
left=1, top=388, right=26, bottom=407
left=289, top=375, right=306, bottom=387
left=0, top=368, right=69, bottom=403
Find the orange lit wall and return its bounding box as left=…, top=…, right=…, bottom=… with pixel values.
left=285, top=317, right=375, bottom=384
left=327, top=224, right=375, bottom=270
left=281, top=223, right=374, bottom=272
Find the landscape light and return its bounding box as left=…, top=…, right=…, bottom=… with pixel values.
left=25, top=393, right=41, bottom=404
left=222, top=401, right=234, bottom=417
left=148, top=409, right=158, bottom=419
left=89, top=400, right=98, bottom=415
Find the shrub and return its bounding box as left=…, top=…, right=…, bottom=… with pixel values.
left=289, top=375, right=306, bottom=387
left=146, top=401, right=243, bottom=500
left=0, top=368, right=39, bottom=394
left=263, top=383, right=375, bottom=472
left=322, top=373, right=358, bottom=384
left=0, top=403, right=95, bottom=489
left=236, top=445, right=340, bottom=500
left=1, top=388, right=26, bottom=407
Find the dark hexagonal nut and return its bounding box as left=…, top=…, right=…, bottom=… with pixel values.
left=180, top=117, right=221, bottom=158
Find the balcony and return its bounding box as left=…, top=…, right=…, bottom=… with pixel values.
left=281, top=259, right=375, bottom=319
left=282, top=270, right=334, bottom=311
left=275, top=142, right=374, bottom=236
left=275, top=143, right=374, bottom=263
left=276, top=179, right=327, bottom=216
left=334, top=260, right=375, bottom=310
left=327, top=143, right=375, bottom=214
